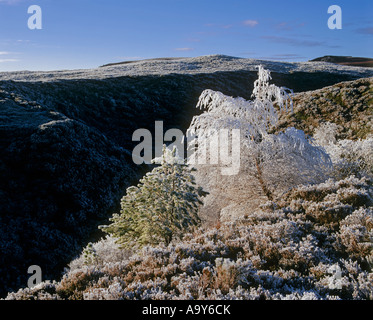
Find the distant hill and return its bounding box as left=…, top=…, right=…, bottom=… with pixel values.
left=100, top=57, right=185, bottom=68
left=4, top=54, right=373, bottom=82
left=311, top=56, right=373, bottom=68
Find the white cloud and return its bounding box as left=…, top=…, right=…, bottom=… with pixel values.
left=174, top=47, right=194, bottom=52
left=0, top=59, right=19, bottom=62
left=0, top=0, right=22, bottom=4
left=243, top=20, right=259, bottom=27
left=0, top=51, right=21, bottom=56
left=0, top=51, right=20, bottom=63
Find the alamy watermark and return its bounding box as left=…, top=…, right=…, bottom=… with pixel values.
left=27, top=5, right=42, bottom=30
left=27, top=265, right=42, bottom=288
left=328, top=5, right=342, bottom=30
left=132, top=121, right=241, bottom=176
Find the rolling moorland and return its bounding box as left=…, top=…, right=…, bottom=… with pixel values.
left=0, top=55, right=372, bottom=299
left=310, top=56, right=373, bottom=68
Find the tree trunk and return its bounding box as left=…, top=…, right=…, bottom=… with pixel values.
left=254, top=157, right=273, bottom=201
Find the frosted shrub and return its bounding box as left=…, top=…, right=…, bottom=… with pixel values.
left=4, top=281, right=60, bottom=300
left=314, top=122, right=373, bottom=179
left=313, top=122, right=340, bottom=146
left=188, top=66, right=332, bottom=202
left=213, top=258, right=240, bottom=294
left=336, top=208, right=373, bottom=263
left=68, top=236, right=131, bottom=272
left=84, top=281, right=128, bottom=300
left=55, top=267, right=106, bottom=300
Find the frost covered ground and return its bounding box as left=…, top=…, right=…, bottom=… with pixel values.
left=5, top=176, right=372, bottom=300
left=0, top=55, right=372, bottom=82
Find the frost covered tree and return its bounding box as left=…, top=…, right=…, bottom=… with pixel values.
left=188, top=65, right=332, bottom=203
left=100, top=146, right=207, bottom=248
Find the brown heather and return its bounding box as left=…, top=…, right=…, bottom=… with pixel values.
left=5, top=175, right=372, bottom=300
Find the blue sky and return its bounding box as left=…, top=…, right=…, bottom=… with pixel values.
left=0, top=0, right=372, bottom=71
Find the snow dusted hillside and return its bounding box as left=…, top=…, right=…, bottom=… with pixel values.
left=0, top=55, right=371, bottom=299
left=1, top=55, right=372, bottom=82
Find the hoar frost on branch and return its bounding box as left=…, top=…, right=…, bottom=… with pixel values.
left=188, top=65, right=332, bottom=201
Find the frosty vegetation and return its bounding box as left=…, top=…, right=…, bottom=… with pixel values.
left=4, top=66, right=372, bottom=300
left=188, top=66, right=332, bottom=206
left=313, top=122, right=373, bottom=180
left=5, top=176, right=372, bottom=300
left=99, top=146, right=207, bottom=248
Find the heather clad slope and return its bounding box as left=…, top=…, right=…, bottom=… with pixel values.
left=0, top=55, right=372, bottom=298
left=6, top=176, right=373, bottom=300
left=311, top=56, right=373, bottom=68
left=278, top=77, right=373, bottom=140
